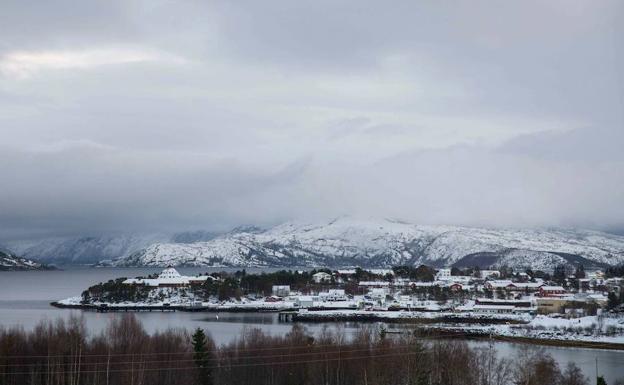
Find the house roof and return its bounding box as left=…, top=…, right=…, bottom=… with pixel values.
left=541, top=286, right=565, bottom=291
left=486, top=280, right=514, bottom=288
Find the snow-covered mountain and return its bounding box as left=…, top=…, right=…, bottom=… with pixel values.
left=2, top=234, right=173, bottom=265
left=0, top=230, right=226, bottom=265
left=0, top=250, right=53, bottom=271
left=114, top=218, right=624, bottom=270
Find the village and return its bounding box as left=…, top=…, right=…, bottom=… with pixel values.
left=56, top=264, right=623, bottom=326
left=49, top=264, right=624, bottom=348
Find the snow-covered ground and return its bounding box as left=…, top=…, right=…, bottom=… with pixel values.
left=294, top=309, right=533, bottom=322
left=429, top=314, right=624, bottom=345
left=292, top=309, right=624, bottom=345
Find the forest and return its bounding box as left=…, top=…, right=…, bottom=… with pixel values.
left=0, top=314, right=617, bottom=385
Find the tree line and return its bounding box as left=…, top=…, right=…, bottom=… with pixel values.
left=2, top=314, right=621, bottom=385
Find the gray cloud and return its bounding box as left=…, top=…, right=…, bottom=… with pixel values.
left=0, top=1, right=622, bottom=239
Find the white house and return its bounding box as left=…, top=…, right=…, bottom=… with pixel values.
left=368, top=287, right=389, bottom=299
left=586, top=271, right=604, bottom=280
left=295, top=296, right=315, bottom=308
left=435, top=268, right=452, bottom=281
left=312, top=272, right=332, bottom=283
left=479, top=270, right=501, bottom=279
left=445, top=275, right=472, bottom=284
left=319, top=289, right=347, bottom=301
left=272, top=285, right=291, bottom=297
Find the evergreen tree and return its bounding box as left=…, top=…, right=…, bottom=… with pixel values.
left=574, top=264, right=586, bottom=279
left=607, top=292, right=619, bottom=310
left=414, top=265, right=435, bottom=282
left=192, top=328, right=213, bottom=385
left=597, top=376, right=607, bottom=385
left=553, top=265, right=567, bottom=285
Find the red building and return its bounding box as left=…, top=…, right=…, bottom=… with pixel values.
left=539, top=286, right=566, bottom=297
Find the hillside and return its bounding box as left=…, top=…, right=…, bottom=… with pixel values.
left=0, top=250, right=54, bottom=271
left=114, top=218, right=624, bottom=270
left=1, top=231, right=219, bottom=265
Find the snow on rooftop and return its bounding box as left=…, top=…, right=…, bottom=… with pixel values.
left=541, top=286, right=565, bottom=291
left=123, top=268, right=211, bottom=287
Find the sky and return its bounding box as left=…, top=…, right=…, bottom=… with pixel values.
left=0, top=0, right=623, bottom=239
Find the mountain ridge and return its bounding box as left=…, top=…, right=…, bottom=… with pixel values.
left=112, top=218, right=624, bottom=270
left=0, top=250, right=54, bottom=271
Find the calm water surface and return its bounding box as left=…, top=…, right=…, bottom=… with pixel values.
left=1, top=268, right=623, bottom=382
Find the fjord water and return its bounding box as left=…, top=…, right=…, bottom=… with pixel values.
left=1, top=267, right=623, bottom=382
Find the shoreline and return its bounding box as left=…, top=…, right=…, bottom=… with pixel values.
left=289, top=312, right=526, bottom=325
left=50, top=301, right=295, bottom=313
left=50, top=301, right=624, bottom=351
left=420, top=328, right=624, bottom=351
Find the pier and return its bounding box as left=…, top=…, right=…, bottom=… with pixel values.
left=278, top=311, right=298, bottom=322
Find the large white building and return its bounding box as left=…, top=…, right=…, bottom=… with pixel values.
left=312, top=272, right=332, bottom=283
left=435, top=268, right=452, bottom=281
left=123, top=267, right=212, bottom=288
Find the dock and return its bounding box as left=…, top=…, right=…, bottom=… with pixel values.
left=278, top=311, right=299, bottom=322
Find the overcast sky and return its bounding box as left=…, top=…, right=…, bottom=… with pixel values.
left=1, top=0, right=623, bottom=239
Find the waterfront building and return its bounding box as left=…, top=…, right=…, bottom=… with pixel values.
left=272, top=285, right=291, bottom=297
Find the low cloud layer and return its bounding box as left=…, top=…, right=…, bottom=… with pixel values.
left=0, top=1, right=622, bottom=239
